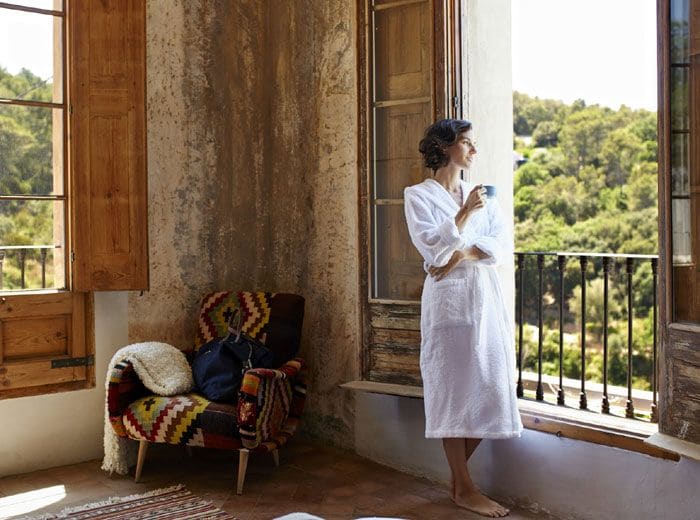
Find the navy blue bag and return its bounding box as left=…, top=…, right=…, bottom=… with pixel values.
left=192, top=309, right=275, bottom=403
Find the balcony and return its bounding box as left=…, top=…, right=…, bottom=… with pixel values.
left=515, top=251, right=659, bottom=423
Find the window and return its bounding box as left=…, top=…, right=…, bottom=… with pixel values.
left=668, top=0, right=700, bottom=323
left=355, top=0, right=699, bottom=454
left=0, top=0, right=147, bottom=399
left=0, top=1, right=67, bottom=292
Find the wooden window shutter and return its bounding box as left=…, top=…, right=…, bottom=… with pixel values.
left=0, top=292, right=92, bottom=398
left=359, top=0, right=465, bottom=383
left=647, top=0, right=700, bottom=457
left=70, top=0, right=148, bottom=291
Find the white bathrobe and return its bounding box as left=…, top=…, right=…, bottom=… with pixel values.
left=404, top=178, right=523, bottom=439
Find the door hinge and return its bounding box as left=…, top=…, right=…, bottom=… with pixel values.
left=70, top=250, right=75, bottom=262
left=51, top=355, right=94, bottom=369
left=452, top=95, right=460, bottom=109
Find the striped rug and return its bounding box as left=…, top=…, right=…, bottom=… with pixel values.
left=28, top=485, right=234, bottom=519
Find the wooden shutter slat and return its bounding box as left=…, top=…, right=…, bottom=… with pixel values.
left=70, top=0, right=148, bottom=291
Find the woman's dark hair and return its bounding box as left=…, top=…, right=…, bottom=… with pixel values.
left=418, top=118, right=472, bottom=171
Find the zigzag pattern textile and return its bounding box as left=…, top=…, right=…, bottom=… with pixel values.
left=196, top=291, right=274, bottom=349
left=119, top=360, right=306, bottom=452
left=107, top=290, right=307, bottom=453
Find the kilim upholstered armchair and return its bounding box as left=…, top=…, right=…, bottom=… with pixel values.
left=106, top=291, right=307, bottom=494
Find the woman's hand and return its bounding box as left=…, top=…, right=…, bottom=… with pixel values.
left=428, top=246, right=490, bottom=280
left=428, top=250, right=465, bottom=280
left=464, top=245, right=490, bottom=261
left=455, top=185, right=486, bottom=230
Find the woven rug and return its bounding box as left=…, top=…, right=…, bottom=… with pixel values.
left=24, top=485, right=234, bottom=519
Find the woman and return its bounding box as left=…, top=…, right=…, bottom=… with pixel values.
left=404, top=119, right=523, bottom=518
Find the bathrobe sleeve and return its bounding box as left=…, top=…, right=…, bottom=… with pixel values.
left=404, top=187, right=469, bottom=268
left=473, top=198, right=513, bottom=267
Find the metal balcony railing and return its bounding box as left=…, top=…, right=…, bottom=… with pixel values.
left=515, top=252, right=658, bottom=423
left=0, top=245, right=60, bottom=290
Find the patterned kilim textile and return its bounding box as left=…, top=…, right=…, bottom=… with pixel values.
left=124, top=394, right=237, bottom=449
left=196, top=291, right=305, bottom=366
left=107, top=359, right=147, bottom=438
left=237, top=359, right=306, bottom=450
left=120, top=359, right=306, bottom=452
left=25, top=485, right=234, bottom=519
left=106, top=290, right=307, bottom=453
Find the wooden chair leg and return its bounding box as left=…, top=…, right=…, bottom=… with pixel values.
left=236, top=448, right=250, bottom=495
left=271, top=448, right=279, bottom=467
left=135, top=440, right=148, bottom=482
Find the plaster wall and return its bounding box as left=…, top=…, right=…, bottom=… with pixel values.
left=0, top=293, right=128, bottom=477
left=1, top=0, right=361, bottom=477
left=129, top=0, right=360, bottom=446
left=355, top=392, right=700, bottom=520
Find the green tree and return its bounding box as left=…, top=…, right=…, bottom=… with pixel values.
left=513, top=92, right=659, bottom=392
left=0, top=68, right=56, bottom=289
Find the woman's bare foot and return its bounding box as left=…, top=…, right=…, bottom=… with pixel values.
left=451, top=477, right=484, bottom=500
left=452, top=488, right=510, bottom=517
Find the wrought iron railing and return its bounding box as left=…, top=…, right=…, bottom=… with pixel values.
left=0, top=245, right=59, bottom=290
left=515, top=252, right=658, bottom=422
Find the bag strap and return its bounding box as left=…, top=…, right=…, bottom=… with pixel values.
left=224, top=308, right=243, bottom=341
left=224, top=307, right=268, bottom=345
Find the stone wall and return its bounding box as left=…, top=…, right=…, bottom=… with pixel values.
left=130, top=0, right=360, bottom=447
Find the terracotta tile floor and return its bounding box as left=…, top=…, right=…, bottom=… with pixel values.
left=0, top=439, right=558, bottom=519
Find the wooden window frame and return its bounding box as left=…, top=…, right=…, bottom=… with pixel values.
left=0, top=0, right=147, bottom=400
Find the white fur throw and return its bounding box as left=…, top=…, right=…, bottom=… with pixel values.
left=101, top=342, right=194, bottom=475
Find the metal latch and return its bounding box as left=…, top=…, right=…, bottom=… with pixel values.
left=51, top=355, right=94, bottom=369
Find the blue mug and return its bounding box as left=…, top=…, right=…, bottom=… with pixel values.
left=483, top=184, right=497, bottom=198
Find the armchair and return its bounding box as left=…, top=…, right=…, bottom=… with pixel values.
left=106, top=291, right=307, bottom=494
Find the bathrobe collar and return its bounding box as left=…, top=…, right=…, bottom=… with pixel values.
left=421, top=177, right=472, bottom=213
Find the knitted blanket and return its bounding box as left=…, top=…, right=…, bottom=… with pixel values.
left=101, top=342, right=194, bottom=475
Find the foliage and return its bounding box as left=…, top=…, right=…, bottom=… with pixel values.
left=513, top=92, right=658, bottom=393
left=0, top=67, right=56, bottom=289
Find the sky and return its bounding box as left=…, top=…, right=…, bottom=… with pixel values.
left=512, top=0, right=658, bottom=111
left=1, top=6, right=56, bottom=81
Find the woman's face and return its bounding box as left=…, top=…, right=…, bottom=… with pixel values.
left=447, top=130, right=477, bottom=170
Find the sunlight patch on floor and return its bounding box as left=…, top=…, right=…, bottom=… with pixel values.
left=0, top=485, right=66, bottom=518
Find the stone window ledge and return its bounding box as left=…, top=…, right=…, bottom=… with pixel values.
left=341, top=380, right=680, bottom=461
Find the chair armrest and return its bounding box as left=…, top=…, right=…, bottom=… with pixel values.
left=106, top=359, right=148, bottom=437
left=237, top=358, right=307, bottom=449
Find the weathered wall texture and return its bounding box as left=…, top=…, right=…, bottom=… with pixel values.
left=130, top=0, right=360, bottom=447
left=129, top=1, right=220, bottom=346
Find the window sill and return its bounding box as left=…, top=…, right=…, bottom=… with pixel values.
left=645, top=432, right=700, bottom=462
left=341, top=380, right=680, bottom=461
